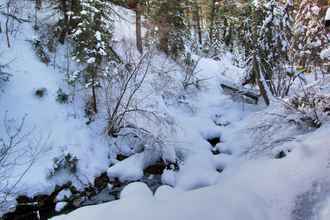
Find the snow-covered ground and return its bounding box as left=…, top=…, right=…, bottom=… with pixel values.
left=1, top=1, right=330, bottom=220
left=53, top=122, right=330, bottom=220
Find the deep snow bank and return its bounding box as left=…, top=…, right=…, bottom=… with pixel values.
left=52, top=182, right=269, bottom=220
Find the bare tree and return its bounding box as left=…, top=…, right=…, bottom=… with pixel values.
left=0, top=114, right=45, bottom=209
left=0, top=0, right=29, bottom=48
left=103, top=51, right=152, bottom=136
left=182, top=54, right=202, bottom=89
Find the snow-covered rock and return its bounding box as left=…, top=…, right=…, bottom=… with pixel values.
left=55, top=202, right=68, bottom=212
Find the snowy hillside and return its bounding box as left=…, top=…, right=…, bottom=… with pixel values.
left=1, top=0, right=330, bottom=220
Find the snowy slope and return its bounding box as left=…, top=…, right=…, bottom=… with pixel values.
left=0, top=1, right=111, bottom=210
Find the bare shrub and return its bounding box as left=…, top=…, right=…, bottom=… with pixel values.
left=47, top=151, right=78, bottom=179
left=0, top=0, right=29, bottom=48
left=181, top=53, right=203, bottom=89
left=0, top=114, right=44, bottom=209
left=103, top=52, right=152, bottom=137
left=284, top=91, right=330, bottom=129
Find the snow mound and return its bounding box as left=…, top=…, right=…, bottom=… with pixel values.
left=52, top=183, right=269, bottom=220
left=120, top=182, right=153, bottom=199
left=319, top=198, right=330, bottom=220
left=154, top=185, right=181, bottom=200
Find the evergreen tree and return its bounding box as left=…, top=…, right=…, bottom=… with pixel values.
left=258, top=0, right=294, bottom=97
left=292, top=0, right=328, bottom=72
left=52, top=0, right=81, bottom=44
left=149, top=0, right=188, bottom=59
left=71, top=0, right=114, bottom=113
left=243, top=0, right=295, bottom=104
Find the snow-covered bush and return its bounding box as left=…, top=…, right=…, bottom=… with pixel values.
left=242, top=0, right=295, bottom=105
left=31, top=39, right=50, bottom=65
left=35, top=87, right=47, bottom=98
left=56, top=88, right=69, bottom=104
left=287, top=91, right=330, bottom=128
left=48, top=152, right=78, bottom=179
left=292, top=0, right=328, bottom=72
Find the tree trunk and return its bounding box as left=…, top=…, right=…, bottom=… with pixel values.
left=257, top=79, right=270, bottom=106
left=36, top=0, right=42, bottom=10
left=5, top=2, right=10, bottom=48
left=193, top=0, right=202, bottom=45
left=5, top=17, right=10, bottom=48
left=159, top=16, right=170, bottom=55
left=136, top=2, right=143, bottom=53
left=92, top=84, right=97, bottom=114
left=59, top=0, right=69, bottom=44
left=209, top=0, right=217, bottom=43
left=159, top=31, right=169, bottom=54
left=70, top=0, right=81, bottom=28
left=91, top=68, right=98, bottom=114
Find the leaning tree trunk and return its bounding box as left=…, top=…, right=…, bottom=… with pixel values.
left=257, top=77, right=270, bottom=106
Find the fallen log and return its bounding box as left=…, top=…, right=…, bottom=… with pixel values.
left=220, top=83, right=260, bottom=104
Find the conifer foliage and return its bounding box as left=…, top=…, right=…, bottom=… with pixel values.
left=71, top=0, right=114, bottom=113
left=292, top=0, right=328, bottom=72
left=243, top=0, right=298, bottom=104
left=149, top=0, right=188, bottom=59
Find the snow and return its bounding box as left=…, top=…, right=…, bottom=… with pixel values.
left=120, top=182, right=153, bottom=199
left=108, top=152, right=159, bottom=182
left=319, top=198, right=330, bottom=220
left=311, top=5, right=320, bottom=15
left=2, top=1, right=330, bottom=220
left=320, top=47, right=330, bottom=60
left=86, top=57, right=96, bottom=64
left=154, top=185, right=181, bottom=200
left=325, top=8, right=330, bottom=21
left=53, top=183, right=270, bottom=220
left=56, top=189, right=72, bottom=202
left=53, top=123, right=330, bottom=220
left=55, top=202, right=68, bottom=213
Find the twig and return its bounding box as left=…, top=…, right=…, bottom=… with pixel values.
left=0, top=11, right=30, bottom=23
